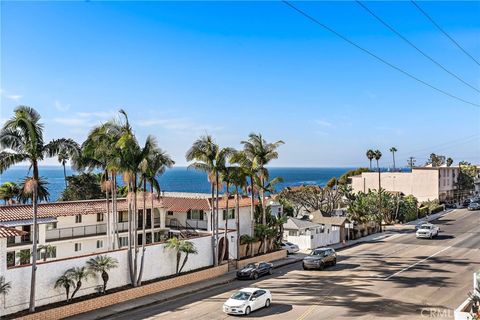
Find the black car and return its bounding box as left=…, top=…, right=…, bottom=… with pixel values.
left=236, top=262, right=273, bottom=280
left=302, top=247, right=337, bottom=270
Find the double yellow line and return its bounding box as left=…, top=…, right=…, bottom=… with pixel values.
left=297, top=305, right=317, bottom=320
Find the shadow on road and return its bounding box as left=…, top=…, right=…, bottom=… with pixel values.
left=228, top=303, right=293, bottom=318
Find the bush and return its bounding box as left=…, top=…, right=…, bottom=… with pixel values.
left=430, top=205, right=444, bottom=214
left=418, top=207, right=429, bottom=218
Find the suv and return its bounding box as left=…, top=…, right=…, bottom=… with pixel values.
left=302, top=247, right=336, bottom=270
left=416, top=223, right=439, bottom=239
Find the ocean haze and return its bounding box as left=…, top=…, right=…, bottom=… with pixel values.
left=0, top=166, right=354, bottom=201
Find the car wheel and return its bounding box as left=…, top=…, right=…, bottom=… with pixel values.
left=245, top=306, right=251, bottom=315
left=332, top=258, right=337, bottom=266
left=265, top=299, right=271, bottom=308
left=252, top=273, right=258, bottom=280
left=268, top=268, right=273, bottom=275
left=302, top=264, right=308, bottom=270
left=318, top=263, right=325, bottom=271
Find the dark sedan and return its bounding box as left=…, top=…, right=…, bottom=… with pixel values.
left=236, top=262, right=273, bottom=280
left=468, top=202, right=480, bottom=211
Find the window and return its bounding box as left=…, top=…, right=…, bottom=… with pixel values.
left=96, top=240, right=103, bottom=249
left=167, top=211, right=173, bottom=216
left=74, top=243, right=82, bottom=252
left=97, top=213, right=104, bottom=222
left=7, top=252, right=15, bottom=267
left=222, top=209, right=235, bottom=220
left=119, top=237, right=128, bottom=247
left=75, top=215, right=82, bottom=223
left=118, top=211, right=128, bottom=223
left=7, top=236, right=15, bottom=244
left=288, top=230, right=298, bottom=236
left=187, top=209, right=204, bottom=220
left=46, top=222, right=57, bottom=230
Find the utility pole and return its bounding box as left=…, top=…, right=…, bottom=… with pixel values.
left=407, top=156, right=416, bottom=169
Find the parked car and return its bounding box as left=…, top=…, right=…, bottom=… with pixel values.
left=416, top=223, right=439, bottom=239
left=302, top=247, right=336, bottom=270
left=223, top=288, right=272, bottom=315
left=461, top=199, right=471, bottom=208
left=236, top=262, right=273, bottom=280
left=281, top=241, right=299, bottom=254
left=468, top=202, right=480, bottom=211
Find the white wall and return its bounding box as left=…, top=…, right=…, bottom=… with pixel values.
left=2, top=235, right=218, bottom=316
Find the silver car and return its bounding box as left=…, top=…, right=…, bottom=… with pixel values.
left=302, top=247, right=337, bottom=270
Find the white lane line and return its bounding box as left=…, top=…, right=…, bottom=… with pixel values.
left=383, top=245, right=452, bottom=280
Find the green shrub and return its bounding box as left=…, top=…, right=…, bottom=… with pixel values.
left=418, top=207, right=429, bottom=218
left=430, top=205, right=444, bottom=214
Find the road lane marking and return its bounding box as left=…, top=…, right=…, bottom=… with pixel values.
left=383, top=245, right=452, bottom=280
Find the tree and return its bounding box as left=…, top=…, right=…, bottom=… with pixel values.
left=366, top=149, right=375, bottom=171
left=186, top=135, right=233, bottom=266
left=389, top=147, right=398, bottom=171
left=426, top=153, right=446, bottom=167
left=229, top=166, right=248, bottom=260
left=57, top=141, right=80, bottom=188
left=86, top=255, right=119, bottom=294
left=0, top=182, right=19, bottom=205
left=54, top=272, right=75, bottom=302
left=240, top=234, right=256, bottom=257
left=0, top=276, right=11, bottom=296
left=456, top=161, right=477, bottom=198
left=374, top=150, right=382, bottom=189
left=67, top=266, right=93, bottom=300
left=178, top=241, right=198, bottom=273
left=166, top=237, right=183, bottom=274
left=446, top=157, right=454, bottom=167
left=60, top=173, right=104, bottom=201
left=16, top=249, right=32, bottom=265
left=240, top=133, right=284, bottom=254
left=0, top=106, right=78, bottom=312
left=38, top=244, right=56, bottom=261
left=137, top=137, right=174, bottom=286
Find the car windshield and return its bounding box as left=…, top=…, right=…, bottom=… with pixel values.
left=286, top=242, right=294, bottom=246
left=420, top=225, right=431, bottom=230
left=311, top=249, right=326, bottom=256
left=245, top=263, right=258, bottom=269
left=231, top=291, right=252, bottom=301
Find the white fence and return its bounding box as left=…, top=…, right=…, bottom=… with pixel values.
left=2, top=235, right=217, bottom=316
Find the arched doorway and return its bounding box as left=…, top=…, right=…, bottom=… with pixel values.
left=218, top=236, right=229, bottom=261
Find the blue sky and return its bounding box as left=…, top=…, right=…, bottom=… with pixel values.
left=1, top=1, right=479, bottom=168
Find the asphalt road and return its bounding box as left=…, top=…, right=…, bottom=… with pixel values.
left=103, top=209, right=479, bottom=320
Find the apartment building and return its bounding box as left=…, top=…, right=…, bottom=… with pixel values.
left=350, top=166, right=460, bottom=202
left=0, top=192, right=259, bottom=267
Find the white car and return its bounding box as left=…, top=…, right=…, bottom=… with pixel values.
left=416, top=223, right=439, bottom=239
left=223, top=288, right=272, bottom=315
left=281, top=241, right=299, bottom=254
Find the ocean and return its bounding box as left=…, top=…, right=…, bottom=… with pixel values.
left=0, top=166, right=353, bottom=201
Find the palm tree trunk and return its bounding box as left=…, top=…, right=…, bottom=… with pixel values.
left=137, top=181, right=147, bottom=286
left=105, top=172, right=111, bottom=251
left=113, top=173, right=119, bottom=249
left=133, top=176, right=138, bottom=286
left=179, top=252, right=189, bottom=273
left=127, top=187, right=135, bottom=285
left=70, top=281, right=82, bottom=300
left=63, top=162, right=67, bottom=188
left=235, top=186, right=240, bottom=260
left=221, top=182, right=229, bottom=262
left=369, top=159, right=372, bottom=171
left=249, top=175, right=255, bottom=257
left=176, top=250, right=181, bottom=274
left=393, top=152, right=396, bottom=171
left=260, top=176, right=267, bottom=253
left=215, top=171, right=220, bottom=265
left=29, top=163, right=39, bottom=313
left=210, top=183, right=216, bottom=266
left=150, top=182, right=155, bottom=241
left=66, top=285, right=70, bottom=302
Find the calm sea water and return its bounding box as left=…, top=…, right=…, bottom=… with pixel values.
left=0, top=166, right=353, bottom=201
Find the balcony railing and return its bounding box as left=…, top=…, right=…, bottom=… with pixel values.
left=46, top=224, right=107, bottom=241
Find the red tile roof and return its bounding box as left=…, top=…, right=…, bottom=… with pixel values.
left=0, top=226, right=26, bottom=238
left=0, top=194, right=255, bottom=223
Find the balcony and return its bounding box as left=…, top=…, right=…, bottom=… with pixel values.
left=46, top=224, right=107, bottom=241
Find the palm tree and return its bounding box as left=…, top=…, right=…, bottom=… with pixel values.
left=67, top=266, right=93, bottom=300
left=0, top=276, right=11, bottom=296
left=374, top=150, right=382, bottom=189
left=86, top=255, right=119, bottom=293
left=446, top=157, right=454, bottom=167
left=229, top=167, right=248, bottom=260
left=54, top=272, right=75, bottom=302
left=366, top=149, right=375, bottom=171
left=16, top=249, right=32, bottom=265
left=178, top=241, right=198, bottom=273
left=166, top=237, right=183, bottom=274
left=240, top=133, right=284, bottom=254
left=389, top=147, right=398, bottom=171
left=220, top=165, right=235, bottom=262
left=0, top=182, right=19, bottom=205
left=137, top=137, right=174, bottom=286
left=0, top=106, right=78, bottom=312
left=186, top=135, right=233, bottom=266
left=38, top=244, right=56, bottom=261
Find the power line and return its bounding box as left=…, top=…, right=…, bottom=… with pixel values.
left=281, top=1, right=480, bottom=108
left=356, top=0, right=480, bottom=94
left=411, top=0, right=480, bottom=68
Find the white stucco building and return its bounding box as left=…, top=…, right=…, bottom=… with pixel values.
left=350, top=166, right=461, bottom=202
left=0, top=192, right=256, bottom=267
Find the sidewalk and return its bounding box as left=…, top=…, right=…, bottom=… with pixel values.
left=72, top=255, right=305, bottom=320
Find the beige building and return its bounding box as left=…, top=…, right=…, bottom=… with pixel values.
left=350, top=166, right=460, bottom=202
